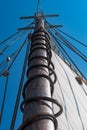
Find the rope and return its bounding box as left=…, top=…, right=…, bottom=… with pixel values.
left=36, top=0, right=43, bottom=13
left=48, top=28, right=86, bottom=80
left=0, top=22, right=34, bottom=46
left=46, top=21, right=87, bottom=62
left=0, top=76, right=9, bottom=123
left=54, top=31, right=87, bottom=62
left=45, top=20, right=87, bottom=47
left=0, top=31, right=21, bottom=45
left=8, top=38, right=28, bottom=70
left=0, top=38, right=27, bottom=77
left=57, top=29, right=87, bottom=47
left=0, top=37, right=30, bottom=125
left=10, top=39, right=30, bottom=130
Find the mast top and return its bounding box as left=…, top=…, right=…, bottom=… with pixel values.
left=18, top=14, right=62, bottom=31
left=18, top=0, right=62, bottom=30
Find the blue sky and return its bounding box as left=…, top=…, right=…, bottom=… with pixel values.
left=0, top=0, right=87, bottom=41
left=0, top=0, right=87, bottom=130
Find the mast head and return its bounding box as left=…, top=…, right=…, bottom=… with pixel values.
left=18, top=0, right=62, bottom=31
left=18, top=13, right=62, bottom=31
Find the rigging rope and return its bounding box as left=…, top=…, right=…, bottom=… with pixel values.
left=0, top=38, right=29, bottom=124
left=45, top=20, right=87, bottom=48
left=36, top=0, right=43, bottom=13
left=0, top=22, right=34, bottom=76
left=57, top=29, right=87, bottom=47
left=0, top=38, right=27, bottom=77
left=0, top=21, right=34, bottom=46
left=0, top=76, right=9, bottom=123
left=46, top=21, right=87, bottom=62
left=54, top=31, right=87, bottom=62
left=48, top=28, right=86, bottom=80
left=0, top=31, right=22, bottom=45
left=0, top=30, right=27, bottom=51
left=0, top=31, right=27, bottom=65
left=8, top=38, right=28, bottom=71
left=10, top=38, right=30, bottom=130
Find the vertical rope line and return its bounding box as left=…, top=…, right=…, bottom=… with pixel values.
left=0, top=76, right=9, bottom=123
left=10, top=39, right=31, bottom=130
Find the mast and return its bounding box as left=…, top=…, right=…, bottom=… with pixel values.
left=18, top=12, right=63, bottom=130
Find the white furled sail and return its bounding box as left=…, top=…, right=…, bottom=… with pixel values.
left=52, top=50, right=87, bottom=130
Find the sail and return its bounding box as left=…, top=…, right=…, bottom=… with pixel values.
left=52, top=50, right=87, bottom=130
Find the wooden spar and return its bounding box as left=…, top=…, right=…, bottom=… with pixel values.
left=18, top=13, right=63, bottom=130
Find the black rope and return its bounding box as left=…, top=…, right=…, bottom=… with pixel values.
left=46, top=22, right=87, bottom=62
left=10, top=39, right=30, bottom=130
left=0, top=38, right=27, bottom=77
left=28, top=55, right=54, bottom=69
left=54, top=31, right=87, bottom=62
left=0, top=38, right=27, bottom=76
left=47, top=29, right=72, bottom=63
left=57, top=28, right=87, bottom=47
left=0, top=63, right=9, bottom=77
left=0, top=76, right=9, bottom=123
left=48, top=29, right=87, bottom=79
left=20, top=96, right=63, bottom=117
left=22, top=74, right=54, bottom=99
left=0, top=31, right=29, bottom=71
left=46, top=20, right=87, bottom=47
left=0, top=23, right=34, bottom=75
left=0, top=31, right=21, bottom=45
left=47, top=29, right=69, bottom=61
left=27, top=64, right=57, bottom=84
left=48, top=28, right=87, bottom=80
left=0, top=22, right=34, bottom=46
left=0, top=60, right=6, bottom=69
left=18, top=113, right=58, bottom=130
left=0, top=30, right=27, bottom=52
left=36, top=0, right=43, bottom=14
left=8, top=38, right=28, bottom=70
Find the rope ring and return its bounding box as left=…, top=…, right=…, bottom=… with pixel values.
left=18, top=113, right=58, bottom=130
left=21, top=96, right=63, bottom=117
left=22, top=74, right=54, bottom=99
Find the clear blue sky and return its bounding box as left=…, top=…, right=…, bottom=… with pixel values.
left=0, top=0, right=87, bottom=130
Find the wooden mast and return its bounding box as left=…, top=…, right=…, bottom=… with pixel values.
left=18, top=12, right=63, bottom=130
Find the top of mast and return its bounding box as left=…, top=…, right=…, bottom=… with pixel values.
left=18, top=0, right=62, bottom=30
left=20, top=0, right=59, bottom=20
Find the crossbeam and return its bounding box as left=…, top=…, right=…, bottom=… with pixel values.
left=20, top=14, right=59, bottom=20
left=18, top=25, right=63, bottom=30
